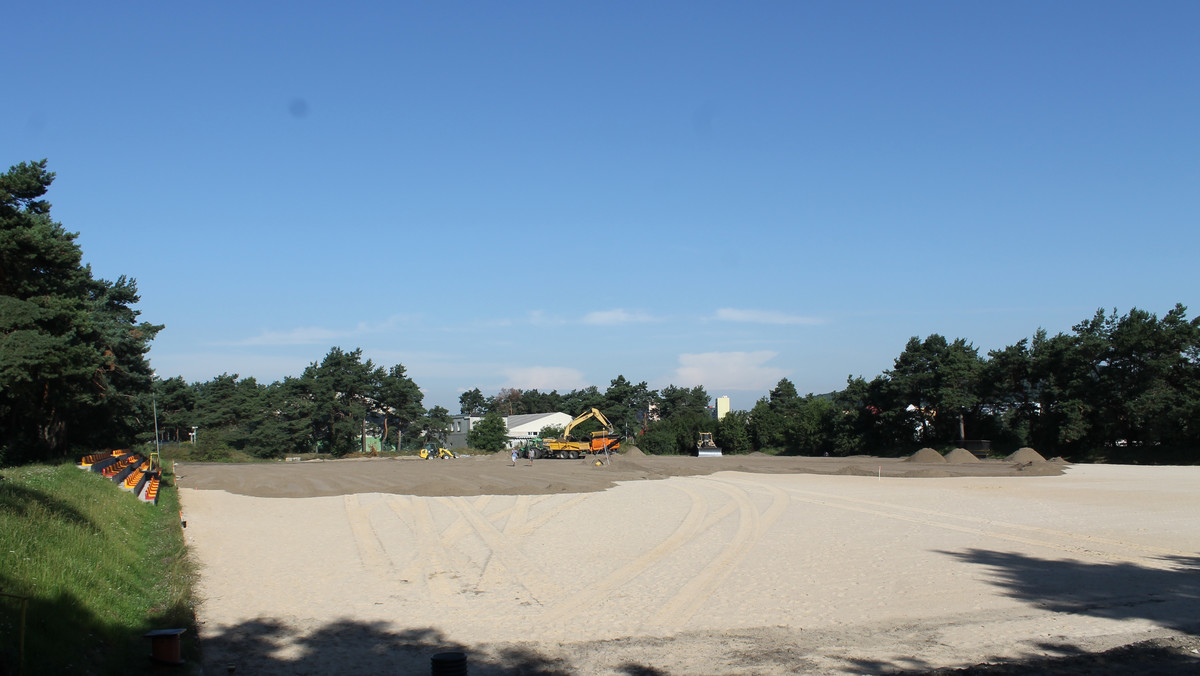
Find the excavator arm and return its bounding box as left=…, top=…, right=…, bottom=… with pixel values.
left=561, top=407, right=614, bottom=439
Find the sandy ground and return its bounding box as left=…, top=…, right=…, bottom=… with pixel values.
left=177, top=453, right=1200, bottom=674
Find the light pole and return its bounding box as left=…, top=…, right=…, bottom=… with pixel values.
left=151, top=372, right=161, bottom=455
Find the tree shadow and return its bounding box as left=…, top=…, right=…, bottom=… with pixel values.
left=938, top=549, right=1200, bottom=633
left=0, top=482, right=98, bottom=532
left=865, top=549, right=1200, bottom=675
left=200, top=618, right=577, bottom=675
left=889, top=636, right=1200, bottom=675
left=0, top=580, right=198, bottom=675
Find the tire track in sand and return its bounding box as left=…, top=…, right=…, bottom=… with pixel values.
left=343, top=495, right=394, bottom=576
left=443, top=496, right=563, bottom=605
left=385, top=495, right=468, bottom=605
left=537, top=483, right=710, bottom=626
left=646, top=478, right=790, bottom=629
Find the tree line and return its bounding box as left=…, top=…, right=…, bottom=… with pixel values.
left=735, top=306, right=1200, bottom=462
left=3, top=159, right=1197, bottom=464
left=152, top=347, right=444, bottom=458
left=457, top=305, right=1200, bottom=463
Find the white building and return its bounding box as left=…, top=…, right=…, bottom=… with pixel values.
left=504, top=412, right=573, bottom=447
left=446, top=411, right=574, bottom=449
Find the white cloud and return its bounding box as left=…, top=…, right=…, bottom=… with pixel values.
left=581, top=308, right=656, bottom=325
left=502, top=366, right=587, bottom=391
left=713, top=308, right=825, bottom=325
left=672, top=351, right=787, bottom=391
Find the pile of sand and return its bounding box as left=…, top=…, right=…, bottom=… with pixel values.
left=1006, top=447, right=1047, bottom=464
left=907, top=448, right=946, bottom=463
left=622, top=445, right=646, bottom=457
left=945, top=448, right=981, bottom=464
left=833, top=465, right=879, bottom=476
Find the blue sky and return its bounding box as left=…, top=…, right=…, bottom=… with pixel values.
left=7, top=1, right=1198, bottom=412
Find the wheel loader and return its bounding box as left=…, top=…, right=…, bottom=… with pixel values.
left=419, top=443, right=456, bottom=460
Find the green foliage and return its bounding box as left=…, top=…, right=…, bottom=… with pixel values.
left=520, top=389, right=564, bottom=414
left=639, top=413, right=716, bottom=455
left=467, top=412, right=509, bottom=452
left=487, top=388, right=526, bottom=415
left=715, top=410, right=752, bottom=454
left=538, top=424, right=565, bottom=439
left=141, top=347, right=424, bottom=460
left=458, top=387, right=487, bottom=415
left=1, top=160, right=161, bottom=465
left=887, top=335, right=983, bottom=444
left=0, top=463, right=196, bottom=673
left=657, top=384, right=711, bottom=421
left=416, top=405, right=452, bottom=446
left=602, top=375, right=656, bottom=437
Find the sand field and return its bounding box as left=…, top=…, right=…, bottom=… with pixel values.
left=177, top=452, right=1200, bottom=674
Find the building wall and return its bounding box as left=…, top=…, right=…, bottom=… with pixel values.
left=505, top=412, right=573, bottom=447
left=446, top=414, right=482, bottom=449
left=715, top=396, right=731, bottom=420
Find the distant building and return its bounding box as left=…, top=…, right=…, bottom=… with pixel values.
left=445, top=411, right=573, bottom=449
left=446, top=414, right=483, bottom=449
left=504, top=412, right=573, bottom=447
left=714, top=396, right=731, bottom=420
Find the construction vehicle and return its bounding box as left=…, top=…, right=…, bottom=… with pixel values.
left=419, top=443, right=456, bottom=460
left=519, top=438, right=550, bottom=460
left=534, top=407, right=621, bottom=459
left=696, top=432, right=723, bottom=457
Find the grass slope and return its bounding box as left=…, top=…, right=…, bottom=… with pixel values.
left=0, top=461, right=196, bottom=675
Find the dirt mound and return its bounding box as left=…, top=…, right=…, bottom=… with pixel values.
left=621, top=445, right=646, bottom=457
left=907, top=448, right=946, bottom=463
left=944, top=448, right=981, bottom=464
left=832, top=466, right=879, bottom=476
left=1006, top=447, right=1046, bottom=464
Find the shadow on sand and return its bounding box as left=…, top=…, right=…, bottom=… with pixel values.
left=885, top=549, right=1200, bottom=675
left=199, top=618, right=666, bottom=675
left=195, top=552, right=1200, bottom=675
left=941, top=549, right=1200, bottom=633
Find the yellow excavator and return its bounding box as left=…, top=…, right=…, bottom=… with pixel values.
left=540, top=407, right=621, bottom=459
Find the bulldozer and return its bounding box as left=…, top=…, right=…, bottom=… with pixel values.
left=696, top=432, right=723, bottom=457
left=419, top=443, right=456, bottom=460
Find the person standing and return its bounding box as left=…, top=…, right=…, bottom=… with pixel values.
left=511, top=446, right=518, bottom=466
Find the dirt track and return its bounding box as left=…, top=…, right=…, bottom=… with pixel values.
left=173, top=449, right=1063, bottom=498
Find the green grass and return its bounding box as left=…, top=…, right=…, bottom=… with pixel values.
left=0, top=461, right=196, bottom=674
